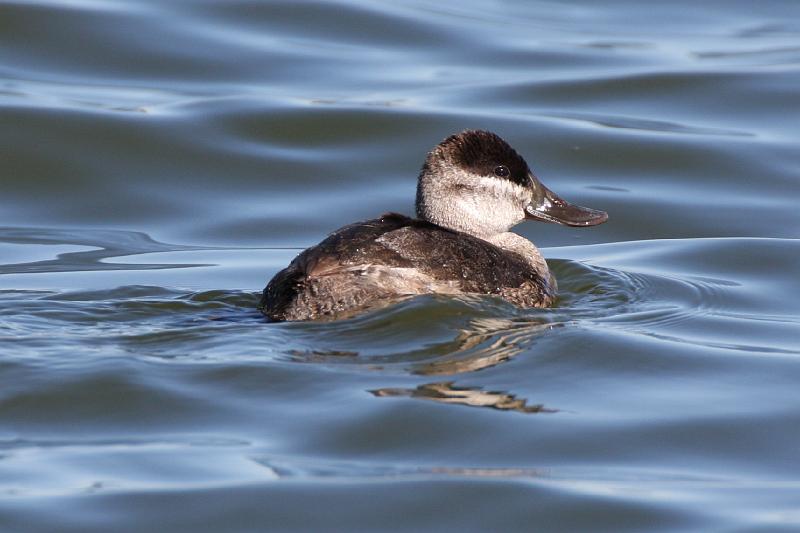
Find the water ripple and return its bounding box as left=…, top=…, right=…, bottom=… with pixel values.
left=2, top=0, right=800, bottom=528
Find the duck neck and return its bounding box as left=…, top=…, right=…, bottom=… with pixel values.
left=487, top=232, right=550, bottom=280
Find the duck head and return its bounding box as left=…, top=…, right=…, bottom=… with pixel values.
left=415, top=130, right=608, bottom=239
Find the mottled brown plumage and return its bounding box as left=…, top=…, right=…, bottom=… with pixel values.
left=260, top=213, right=553, bottom=321
left=260, top=130, right=607, bottom=322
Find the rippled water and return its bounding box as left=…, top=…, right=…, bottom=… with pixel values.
left=2, top=0, right=800, bottom=531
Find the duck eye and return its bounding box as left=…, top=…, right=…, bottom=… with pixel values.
left=494, top=165, right=510, bottom=177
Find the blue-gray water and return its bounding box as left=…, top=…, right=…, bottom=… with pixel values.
left=2, top=1, right=800, bottom=531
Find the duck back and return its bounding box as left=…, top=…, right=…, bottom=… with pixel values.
left=260, top=213, right=554, bottom=321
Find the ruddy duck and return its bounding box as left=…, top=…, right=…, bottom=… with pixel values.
left=260, top=130, right=607, bottom=321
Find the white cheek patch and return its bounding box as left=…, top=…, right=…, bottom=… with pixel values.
left=477, top=177, right=530, bottom=203
left=421, top=168, right=530, bottom=237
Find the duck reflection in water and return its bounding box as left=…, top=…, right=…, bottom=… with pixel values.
left=288, top=305, right=559, bottom=413
left=287, top=308, right=553, bottom=374
left=371, top=382, right=557, bottom=414
left=376, top=314, right=557, bottom=413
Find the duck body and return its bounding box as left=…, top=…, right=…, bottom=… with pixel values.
left=261, top=212, right=554, bottom=321
left=260, top=130, right=607, bottom=322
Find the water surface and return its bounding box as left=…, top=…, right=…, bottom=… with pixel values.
left=2, top=0, right=800, bottom=531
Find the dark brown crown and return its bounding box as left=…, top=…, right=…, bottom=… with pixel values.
left=435, top=130, right=532, bottom=187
